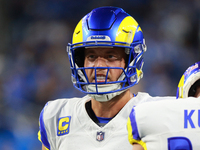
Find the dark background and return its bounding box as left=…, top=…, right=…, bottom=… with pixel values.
left=0, top=0, right=199, bottom=149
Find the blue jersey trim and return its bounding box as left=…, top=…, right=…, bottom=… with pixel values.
left=96, top=116, right=112, bottom=123
left=129, top=107, right=140, bottom=140
left=39, top=106, right=51, bottom=150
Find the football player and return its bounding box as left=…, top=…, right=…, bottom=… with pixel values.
left=177, top=61, right=200, bottom=99
left=127, top=61, right=200, bottom=150
left=38, top=6, right=173, bottom=150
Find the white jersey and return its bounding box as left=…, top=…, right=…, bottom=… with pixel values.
left=38, top=92, right=174, bottom=150
left=127, top=97, right=200, bottom=150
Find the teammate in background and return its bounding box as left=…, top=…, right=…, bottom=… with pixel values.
left=127, top=61, right=200, bottom=150
left=177, top=61, right=200, bottom=99
left=38, top=6, right=173, bottom=150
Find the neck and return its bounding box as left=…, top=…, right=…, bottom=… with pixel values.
left=91, top=90, right=133, bottom=118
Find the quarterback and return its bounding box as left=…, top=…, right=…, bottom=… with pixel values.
left=127, top=61, right=200, bottom=150
left=38, top=6, right=173, bottom=150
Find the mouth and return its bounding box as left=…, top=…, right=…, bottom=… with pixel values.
left=93, top=75, right=108, bottom=82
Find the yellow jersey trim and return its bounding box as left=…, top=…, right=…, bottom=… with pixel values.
left=127, top=117, right=147, bottom=150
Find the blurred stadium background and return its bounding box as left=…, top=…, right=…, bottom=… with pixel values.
left=0, top=0, right=199, bottom=149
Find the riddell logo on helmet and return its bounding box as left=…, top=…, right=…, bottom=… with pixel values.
left=91, top=35, right=106, bottom=39
left=87, top=35, right=111, bottom=41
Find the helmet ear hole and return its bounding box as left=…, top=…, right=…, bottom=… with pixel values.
left=74, top=48, right=85, bottom=67
left=188, top=79, right=200, bottom=97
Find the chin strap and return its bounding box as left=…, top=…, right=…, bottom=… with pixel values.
left=89, top=90, right=126, bottom=102
left=86, top=84, right=127, bottom=102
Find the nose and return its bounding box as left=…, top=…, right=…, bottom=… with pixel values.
left=94, top=57, right=107, bottom=67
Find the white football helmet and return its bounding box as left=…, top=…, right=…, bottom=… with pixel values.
left=177, top=61, right=200, bottom=98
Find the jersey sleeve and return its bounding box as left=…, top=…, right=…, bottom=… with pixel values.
left=127, top=106, right=147, bottom=149
left=38, top=103, right=51, bottom=150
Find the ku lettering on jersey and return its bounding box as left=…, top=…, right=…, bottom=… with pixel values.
left=127, top=97, right=200, bottom=150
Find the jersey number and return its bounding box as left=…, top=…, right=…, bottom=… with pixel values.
left=168, top=137, right=192, bottom=150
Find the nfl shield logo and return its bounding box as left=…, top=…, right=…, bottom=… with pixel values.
left=96, top=131, right=105, bottom=142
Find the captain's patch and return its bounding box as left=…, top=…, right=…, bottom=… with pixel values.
left=57, top=116, right=71, bottom=136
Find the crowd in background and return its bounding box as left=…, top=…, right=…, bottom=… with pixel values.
left=0, top=0, right=199, bottom=149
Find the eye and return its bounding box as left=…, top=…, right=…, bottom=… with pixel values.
left=87, top=54, right=97, bottom=61
left=108, top=55, right=114, bottom=58
left=107, top=54, right=118, bottom=61
left=88, top=55, right=95, bottom=58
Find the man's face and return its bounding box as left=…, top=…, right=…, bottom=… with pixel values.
left=84, top=47, right=126, bottom=83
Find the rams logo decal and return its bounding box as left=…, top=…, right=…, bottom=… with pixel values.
left=57, top=116, right=71, bottom=136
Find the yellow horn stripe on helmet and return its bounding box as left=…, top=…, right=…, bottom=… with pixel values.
left=178, top=75, right=185, bottom=98
left=115, top=16, right=140, bottom=44
left=72, top=19, right=83, bottom=44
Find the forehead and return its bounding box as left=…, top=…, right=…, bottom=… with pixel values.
left=85, top=47, right=125, bottom=54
